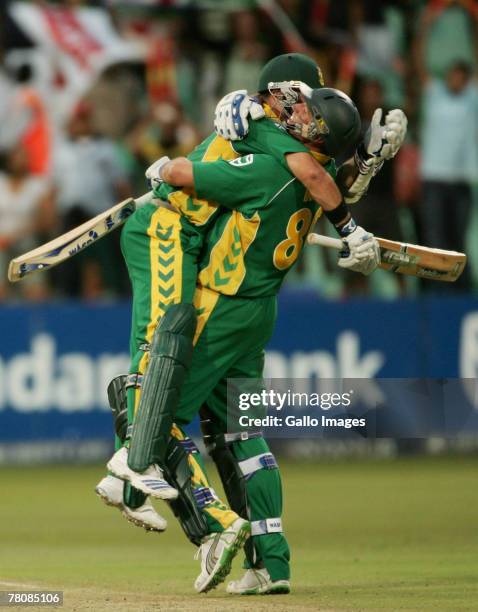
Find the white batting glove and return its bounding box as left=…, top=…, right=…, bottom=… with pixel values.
left=145, top=156, right=171, bottom=189
left=337, top=224, right=381, bottom=276
left=363, top=108, right=408, bottom=162
left=214, top=90, right=265, bottom=141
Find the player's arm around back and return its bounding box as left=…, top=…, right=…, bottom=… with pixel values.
left=160, top=157, right=194, bottom=187
left=285, top=151, right=342, bottom=211
left=145, top=156, right=195, bottom=190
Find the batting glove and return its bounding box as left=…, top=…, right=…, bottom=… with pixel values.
left=337, top=222, right=381, bottom=276
left=145, top=156, right=171, bottom=189
left=361, top=108, right=408, bottom=163
left=214, top=90, right=265, bottom=141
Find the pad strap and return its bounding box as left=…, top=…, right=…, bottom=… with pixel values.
left=251, top=517, right=283, bottom=536
left=224, top=431, right=263, bottom=443
left=179, top=437, right=199, bottom=454
left=192, top=486, right=218, bottom=509
left=238, top=452, right=278, bottom=478
left=125, top=373, right=143, bottom=389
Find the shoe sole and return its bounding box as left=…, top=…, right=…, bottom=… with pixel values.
left=199, top=522, right=252, bottom=594
left=95, top=486, right=166, bottom=533
left=107, top=459, right=178, bottom=501
left=121, top=509, right=167, bottom=533
left=263, top=585, right=290, bottom=595
left=95, top=486, right=122, bottom=508
left=228, top=582, right=291, bottom=596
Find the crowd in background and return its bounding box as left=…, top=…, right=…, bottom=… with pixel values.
left=0, top=0, right=477, bottom=301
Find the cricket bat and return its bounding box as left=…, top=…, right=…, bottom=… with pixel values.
left=8, top=191, right=153, bottom=283
left=307, top=233, right=467, bottom=282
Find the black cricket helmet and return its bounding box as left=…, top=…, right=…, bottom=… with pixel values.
left=293, top=84, right=361, bottom=157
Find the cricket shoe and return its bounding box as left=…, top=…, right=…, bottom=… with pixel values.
left=194, top=518, right=251, bottom=594
left=227, top=568, right=290, bottom=595
left=107, top=446, right=178, bottom=500
left=95, top=474, right=167, bottom=532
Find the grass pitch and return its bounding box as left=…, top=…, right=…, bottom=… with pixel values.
left=1, top=456, right=477, bottom=611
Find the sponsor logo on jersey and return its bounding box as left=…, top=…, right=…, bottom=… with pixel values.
left=228, top=154, right=254, bottom=167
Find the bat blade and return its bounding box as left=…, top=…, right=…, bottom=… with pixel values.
left=307, top=233, right=467, bottom=282
left=378, top=239, right=466, bottom=282
left=8, top=196, right=142, bottom=283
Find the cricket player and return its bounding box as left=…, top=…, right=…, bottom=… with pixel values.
left=105, top=86, right=403, bottom=594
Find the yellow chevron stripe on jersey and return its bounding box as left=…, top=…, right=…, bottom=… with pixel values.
left=193, top=285, right=220, bottom=344
left=151, top=208, right=183, bottom=316
left=198, top=211, right=260, bottom=295
left=135, top=208, right=184, bottom=415
left=167, top=135, right=240, bottom=227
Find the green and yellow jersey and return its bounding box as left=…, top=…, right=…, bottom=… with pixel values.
left=153, top=114, right=334, bottom=230
left=192, top=153, right=335, bottom=298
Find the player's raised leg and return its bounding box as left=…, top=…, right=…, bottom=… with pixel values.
left=95, top=474, right=167, bottom=532
left=95, top=374, right=167, bottom=531
left=106, top=203, right=198, bottom=500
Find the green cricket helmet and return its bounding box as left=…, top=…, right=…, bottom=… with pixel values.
left=258, top=53, right=324, bottom=92
left=295, top=85, right=361, bottom=157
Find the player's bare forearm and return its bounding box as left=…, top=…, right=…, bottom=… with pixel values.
left=285, top=152, right=342, bottom=211
left=162, top=157, right=194, bottom=187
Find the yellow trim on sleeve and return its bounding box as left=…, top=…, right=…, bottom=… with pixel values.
left=167, top=135, right=241, bottom=226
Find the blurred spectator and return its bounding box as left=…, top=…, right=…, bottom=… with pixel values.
left=51, top=101, right=131, bottom=298
left=123, top=102, right=198, bottom=195
left=352, top=0, right=406, bottom=108
left=12, top=62, right=51, bottom=175
left=223, top=10, right=269, bottom=94
left=0, top=62, right=31, bottom=153
left=0, top=143, right=55, bottom=301
left=417, top=57, right=478, bottom=291
left=296, top=0, right=355, bottom=89
left=53, top=101, right=130, bottom=218
left=416, top=0, right=478, bottom=79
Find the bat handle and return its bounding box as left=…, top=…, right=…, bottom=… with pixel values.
left=307, top=233, right=345, bottom=250
left=134, top=191, right=154, bottom=208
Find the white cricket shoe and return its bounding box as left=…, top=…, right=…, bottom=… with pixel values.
left=194, top=518, right=251, bottom=594
left=95, top=474, right=167, bottom=532
left=227, top=568, right=290, bottom=595
left=107, top=446, right=178, bottom=500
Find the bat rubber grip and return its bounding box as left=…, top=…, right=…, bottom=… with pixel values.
left=307, top=233, right=344, bottom=250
